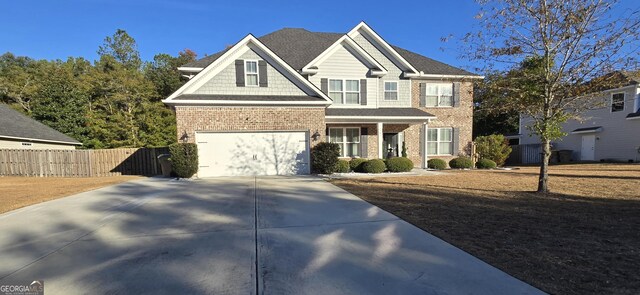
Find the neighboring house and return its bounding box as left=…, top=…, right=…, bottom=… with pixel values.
left=164, top=22, right=482, bottom=177
left=0, top=104, right=81, bottom=150
left=519, top=71, right=640, bottom=162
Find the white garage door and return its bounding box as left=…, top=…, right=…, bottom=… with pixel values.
left=195, top=131, right=310, bottom=177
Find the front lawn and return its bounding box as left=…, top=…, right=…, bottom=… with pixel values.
left=331, top=164, right=640, bottom=295
left=0, top=176, right=139, bottom=214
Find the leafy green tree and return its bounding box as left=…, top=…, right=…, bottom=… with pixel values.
left=474, top=134, right=512, bottom=166
left=463, top=0, right=640, bottom=192
left=0, top=53, right=47, bottom=113
left=145, top=50, right=196, bottom=98
left=97, top=29, right=142, bottom=70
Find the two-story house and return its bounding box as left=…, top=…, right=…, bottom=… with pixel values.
left=519, top=71, right=640, bottom=162
left=163, top=22, right=482, bottom=177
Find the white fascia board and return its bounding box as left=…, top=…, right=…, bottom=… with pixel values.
left=165, top=34, right=333, bottom=103
left=412, top=73, right=485, bottom=80
left=177, top=67, right=204, bottom=72
left=162, top=99, right=330, bottom=106
left=347, top=21, right=419, bottom=74
left=325, top=115, right=435, bottom=124
left=0, top=135, right=82, bottom=145
left=301, top=35, right=387, bottom=76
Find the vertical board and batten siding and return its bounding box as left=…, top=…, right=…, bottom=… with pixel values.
left=0, top=147, right=168, bottom=177
left=350, top=33, right=411, bottom=108
left=309, top=44, right=377, bottom=107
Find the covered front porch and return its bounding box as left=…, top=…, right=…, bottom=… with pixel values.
left=325, top=108, right=435, bottom=168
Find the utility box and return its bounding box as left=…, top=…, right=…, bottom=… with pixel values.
left=558, top=150, right=573, bottom=163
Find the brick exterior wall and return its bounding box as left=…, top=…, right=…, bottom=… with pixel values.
left=175, top=107, right=326, bottom=145
left=410, top=80, right=474, bottom=163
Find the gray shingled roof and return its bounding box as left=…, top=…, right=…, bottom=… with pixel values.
left=0, top=104, right=81, bottom=145
left=173, top=94, right=325, bottom=101
left=326, top=108, right=434, bottom=117
left=182, top=28, right=478, bottom=76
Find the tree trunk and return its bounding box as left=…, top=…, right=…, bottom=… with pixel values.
left=537, top=138, right=551, bottom=193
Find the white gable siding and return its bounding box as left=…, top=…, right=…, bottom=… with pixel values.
left=351, top=33, right=411, bottom=108
left=520, top=86, right=640, bottom=162
left=309, top=44, right=377, bottom=107
left=191, top=49, right=307, bottom=96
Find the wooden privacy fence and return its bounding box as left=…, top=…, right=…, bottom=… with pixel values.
left=0, top=147, right=169, bottom=177
left=506, top=144, right=542, bottom=165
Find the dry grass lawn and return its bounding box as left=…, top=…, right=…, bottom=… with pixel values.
left=331, top=164, right=640, bottom=295
left=0, top=176, right=140, bottom=214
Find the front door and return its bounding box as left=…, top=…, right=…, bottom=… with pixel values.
left=580, top=134, right=596, bottom=161
left=382, top=133, right=399, bottom=158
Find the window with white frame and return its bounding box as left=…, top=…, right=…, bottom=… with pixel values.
left=329, top=79, right=360, bottom=104
left=384, top=81, right=398, bottom=100
left=611, top=93, right=624, bottom=112
left=245, top=60, right=258, bottom=86
left=329, top=127, right=360, bottom=157
left=427, top=128, right=453, bottom=155
left=425, top=83, right=453, bottom=107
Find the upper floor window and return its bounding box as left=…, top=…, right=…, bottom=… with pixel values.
left=329, top=79, right=360, bottom=104
left=427, top=128, right=453, bottom=155
left=611, top=93, right=624, bottom=112
left=425, top=83, right=453, bottom=107
left=245, top=60, right=259, bottom=86
left=329, top=127, right=360, bottom=157
left=384, top=81, right=398, bottom=100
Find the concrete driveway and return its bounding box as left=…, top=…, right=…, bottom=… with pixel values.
left=0, top=177, right=543, bottom=294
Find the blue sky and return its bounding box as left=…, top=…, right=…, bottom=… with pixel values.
left=1, top=0, right=480, bottom=70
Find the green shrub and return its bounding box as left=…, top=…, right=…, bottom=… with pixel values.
left=476, top=158, right=497, bottom=169
left=349, top=158, right=368, bottom=172
left=449, top=157, right=474, bottom=169
left=385, top=157, right=414, bottom=172
left=427, top=158, right=447, bottom=170
left=335, top=159, right=350, bottom=173
left=311, top=142, right=340, bottom=174
left=474, top=134, right=512, bottom=166
left=362, top=159, right=386, bottom=173
left=169, top=143, right=198, bottom=178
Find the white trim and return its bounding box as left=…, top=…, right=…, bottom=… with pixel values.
left=570, top=127, right=603, bottom=134
left=163, top=34, right=332, bottom=104
left=164, top=100, right=330, bottom=106
left=426, top=127, right=454, bottom=156
left=610, top=92, right=625, bottom=113
left=626, top=116, right=640, bottom=120
left=0, top=135, right=81, bottom=146
left=347, top=22, right=419, bottom=74
left=383, top=81, right=399, bottom=101
left=177, top=67, right=204, bottom=72
left=244, top=59, right=259, bottom=87
left=377, top=122, right=384, bottom=158
left=328, top=127, right=361, bottom=157
left=301, top=35, right=388, bottom=76
left=326, top=115, right=434, bottom=120
left=328, top=79, right=361, bottom=105
left=412, top=73, right=485, bottom=80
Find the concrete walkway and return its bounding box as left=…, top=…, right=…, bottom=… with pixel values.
left=0, top=177, right=543, bottom=294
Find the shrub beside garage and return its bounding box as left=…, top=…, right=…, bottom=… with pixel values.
left=169, top=143, right=199, bottom=178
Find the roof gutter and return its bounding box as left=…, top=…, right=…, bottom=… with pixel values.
left=411, top=72, right=485, bottom=80
left=162, top=99, right=331, bottom=106
left=0, top=135, right=82, bottom=145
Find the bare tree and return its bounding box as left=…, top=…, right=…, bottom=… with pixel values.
left=463, top=0, right=640, bottom=192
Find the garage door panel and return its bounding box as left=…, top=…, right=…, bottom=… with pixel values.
left=196, top=131, right=310, bottom=177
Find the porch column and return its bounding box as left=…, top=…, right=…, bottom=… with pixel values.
left=423, top=123, right=428, bottom=168
left=377, top=122, right=384, bottom=158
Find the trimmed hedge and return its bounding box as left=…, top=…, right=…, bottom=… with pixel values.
left=427, top=158, right=447, bottom=170
left=362, top=159, right=386, bottom=173
left=449, top=157, right=474, bottom=169
left=476, top=158, right=497, bottom=169
left=169, top=143, right=198, bottom=178
left=349, top=158, right=368, bottom=172
left=311, top=142, right=340, bottom=174
left=385, top=157, right=414, bottom=172
left=335, top=159, right=351, bottom=173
